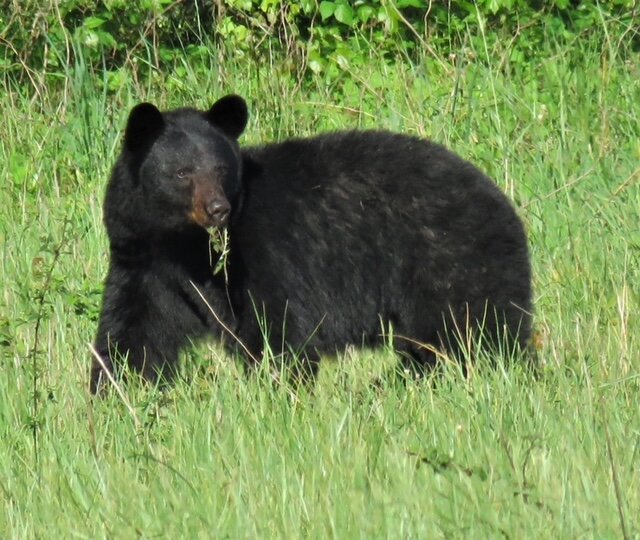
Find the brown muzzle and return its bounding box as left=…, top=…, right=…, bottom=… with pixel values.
left=189, top=181, right=231, bottom=228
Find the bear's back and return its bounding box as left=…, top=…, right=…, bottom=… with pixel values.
left=233, top=130, right=531, bottom=354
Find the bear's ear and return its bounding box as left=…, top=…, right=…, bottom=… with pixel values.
left=205, top=95, right=248, bottom=139
left=124, top=103, right=165, bottom=151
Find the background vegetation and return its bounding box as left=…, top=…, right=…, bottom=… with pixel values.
left=1, top=1, right=639, bottom=537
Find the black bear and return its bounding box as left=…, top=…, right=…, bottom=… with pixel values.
left=90, top=94, right=532, bottom=393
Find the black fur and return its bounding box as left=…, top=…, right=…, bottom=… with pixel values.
left=91, top=95, right=532, bottom=392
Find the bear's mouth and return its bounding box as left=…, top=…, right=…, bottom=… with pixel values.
left=189, top=207, right=229, bottom=229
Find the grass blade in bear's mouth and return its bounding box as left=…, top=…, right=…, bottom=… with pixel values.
left=208, top=227, right=230, bottom=281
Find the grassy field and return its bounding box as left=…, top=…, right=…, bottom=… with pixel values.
left=1, top=20, right=639, bottom=539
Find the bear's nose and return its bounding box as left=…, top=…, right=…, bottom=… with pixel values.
left=206, top=198, right=231, bottom=227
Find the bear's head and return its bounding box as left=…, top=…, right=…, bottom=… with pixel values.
left=119, top=94, right=248, bottom=232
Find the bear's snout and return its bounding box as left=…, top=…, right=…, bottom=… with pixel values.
left=190, top=179, right=231, bottom=229
left=206, top=198, right=231, bottom=227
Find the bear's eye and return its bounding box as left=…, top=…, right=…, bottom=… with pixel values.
left=176, top=168, right=192, bottom=180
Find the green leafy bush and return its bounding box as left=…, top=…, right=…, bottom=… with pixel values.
left=0, top=0, right=637, bottom=87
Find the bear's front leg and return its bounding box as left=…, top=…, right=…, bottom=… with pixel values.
left=89, top=333, right=170, bottom=394
left=90, top=264, right=181, bottom=394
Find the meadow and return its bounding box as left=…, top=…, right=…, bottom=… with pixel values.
left=1, top=13, right=639, bottom=538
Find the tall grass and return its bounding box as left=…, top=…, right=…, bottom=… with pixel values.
left=0, top=16, right=639, bottom=538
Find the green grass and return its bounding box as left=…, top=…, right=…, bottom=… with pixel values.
left=1, top=23, right=639, bottom=538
